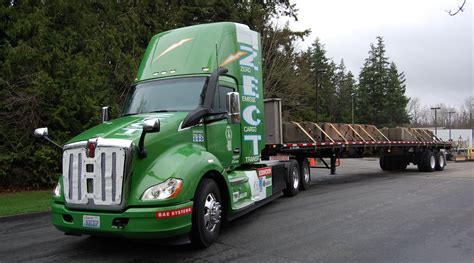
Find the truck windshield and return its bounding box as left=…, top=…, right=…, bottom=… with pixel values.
left=122, top=77, right=207, bottom=115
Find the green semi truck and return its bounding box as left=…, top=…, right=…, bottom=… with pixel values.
left=34, top=22, right=450, bottom=247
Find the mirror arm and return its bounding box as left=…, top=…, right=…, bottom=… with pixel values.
left=43, top=136, right=63, bottom=151
left=138, top=132, right=148, bottom=159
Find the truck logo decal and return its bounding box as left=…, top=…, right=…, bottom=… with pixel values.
left=242, top=105, right=261, bottom=126
left=226, top=126, right=232, bottom=151
left=220, top=50, right=248, bottom=67
left=239, top=45, right=259, bottom=71
left=155, top=206, right=192, bottom=219
left=153, top=38, right=193, bottom=63
left=192, top=131, right=205, bottom=142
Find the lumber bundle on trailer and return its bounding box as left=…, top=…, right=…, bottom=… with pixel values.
left=281, top=121, right=440, bottom=144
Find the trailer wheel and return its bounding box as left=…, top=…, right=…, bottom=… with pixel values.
left=298, top=158, right=311, bottom=190
left=434, top=151, right=445, bottom=171
left=420, top=150, right=436, bottom=172
left=417, top=151, right=426, bottom=172
left=380, top=156, right=390, bottom=171
left=283, top=159, right=300, bottom=197
left=190, top=178, right=222, bottom=248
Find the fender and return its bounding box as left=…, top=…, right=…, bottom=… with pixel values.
left=128, top=143, right=229, bottom=207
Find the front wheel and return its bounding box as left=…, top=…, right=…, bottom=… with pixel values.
left=190, top=178, right=222, bottom=248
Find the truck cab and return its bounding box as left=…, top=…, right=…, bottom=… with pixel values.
left=35, top=22, right=298, bottom=247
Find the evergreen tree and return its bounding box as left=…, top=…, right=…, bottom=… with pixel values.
left=384, top=62, right=410, bottom=126
left=357, top=36, right=409, bottom=126
left=0, top=0, right=300, bottom=188
left=308, top=38, right=336, bottom=122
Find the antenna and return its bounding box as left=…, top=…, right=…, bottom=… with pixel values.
left=215, top=43, right=219, bottom=70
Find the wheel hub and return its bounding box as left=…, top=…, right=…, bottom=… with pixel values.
left=292, top=167, right=299, bottom=189
left=430, top=155, right=436, bottom=169
left=304, top=165, right=310, bottom=183
left=203, top=193, right=221, bottom=232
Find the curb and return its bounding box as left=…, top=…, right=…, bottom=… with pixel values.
left=0, top=210, right=50, bottom=222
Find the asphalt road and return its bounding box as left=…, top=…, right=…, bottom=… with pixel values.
left=1, top=159, right=473, bottom=262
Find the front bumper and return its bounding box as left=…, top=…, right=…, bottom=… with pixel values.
left=51, top=201, right=193, bottom=239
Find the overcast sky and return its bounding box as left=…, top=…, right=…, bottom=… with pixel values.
left=285, top=0, right=473, bottom=108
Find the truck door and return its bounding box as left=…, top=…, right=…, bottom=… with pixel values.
left=205, top=85, right=241, bottom=169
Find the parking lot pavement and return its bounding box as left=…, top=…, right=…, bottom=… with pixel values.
left=1, top=159, right=473, bottom=262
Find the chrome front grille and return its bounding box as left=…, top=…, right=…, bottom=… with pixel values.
left=62, top=138, right=132, bottom=208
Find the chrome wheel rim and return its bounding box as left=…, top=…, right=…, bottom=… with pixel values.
left=203, top=193, right=221, bottom=232
left=430, top=155, right=436, bottom=169
left=303, top=164, right=310, bottom=183
left=292, top=167, right=299, bottom=189
left=439, top=155, right=444, bottom=167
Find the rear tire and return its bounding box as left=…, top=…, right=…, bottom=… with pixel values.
left=435, top=151, right=445, bottom=171
left=298, top=158, right=311, bottom=190
left=421, top=150, right=436, bottom=172
left=380, top=156, right=390, bottom=171
left=283, top=159, right=300, bottom=197
left=190, top=178, right=222, bottom=248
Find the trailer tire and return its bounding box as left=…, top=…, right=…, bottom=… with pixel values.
left=417, top=151, right=426, bottom=172
left=421, top=150, right=436, bottom=172
left=435, top=151, right=445, bottom=171
left=283, top=159, right=300, bottom=197
left=190, top=178, right=222, bottom=248
left=298, top=158, right=311, bottom=190
left=380, top=156, right=390, bottom=171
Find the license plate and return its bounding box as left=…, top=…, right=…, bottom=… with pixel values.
left=83, top=215, right=100, bottom=228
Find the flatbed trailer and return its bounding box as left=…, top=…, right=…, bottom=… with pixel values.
left=262, top=98, right=452, bottom=175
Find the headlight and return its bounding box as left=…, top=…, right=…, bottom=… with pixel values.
left=141, top=178, right=183, bottom=201
left=53, top=182, right=61, bottom=197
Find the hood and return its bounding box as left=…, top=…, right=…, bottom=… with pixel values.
left=66, top=112, right=188, bottom=145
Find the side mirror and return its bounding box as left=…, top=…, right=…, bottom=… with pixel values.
left=181, top=107, right=209, bottom=129
left=34, top=127, right=48, bottom=137
left=33, top=127, right=62, bottom=150
left=138, top=117, right=161, bottom=158
left=226, top=92, right=240, bottom=124
left=143, top=118, right=160, bottom=133
left=102, top=106, right=110, bottom=123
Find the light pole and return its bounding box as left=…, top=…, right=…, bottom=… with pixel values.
left=448, top=111, right=455, bottom=140
left=430, top=107, right=441, bottom=135
left=351, top=92, right=356, bottom=125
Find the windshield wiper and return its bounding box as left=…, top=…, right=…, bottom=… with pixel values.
left=148, top=110, right=178, bottom=113
left=122, top=110, right=178, bottom=117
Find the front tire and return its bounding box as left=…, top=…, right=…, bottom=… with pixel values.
left=190, top=178, right=222, bottom=248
